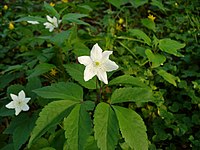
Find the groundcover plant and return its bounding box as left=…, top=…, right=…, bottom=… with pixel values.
left=0, top=0, right=199, bottom=150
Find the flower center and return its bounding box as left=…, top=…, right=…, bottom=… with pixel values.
left=17, top=100, right=23, bottom=106
left=95, top=61, right=100, bottom=66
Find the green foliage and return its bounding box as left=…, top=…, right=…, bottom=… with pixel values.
left=28, top=100, right=78, bottom=147
left=113, top=106, right=148, bottom=150
left=94, top=102, right=119, bottom=150
left=111, top=87, right=153, bottom=104
left=64, top=103, right=92, bottom=150
left=33, top=82, right=83, bottom=101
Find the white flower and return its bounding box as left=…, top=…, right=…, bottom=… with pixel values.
left=43, top=15, right=61, bottom=32
left=6, top=90, right=31, bottom=116
left=78, top=43, right=119, bottom=84
left=27, top=21, right=40, bottom=24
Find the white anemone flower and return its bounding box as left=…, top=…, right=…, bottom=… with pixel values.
left=43, top=15, right=61, bottom=32
left=27, top=21, right=40, bottom=24
left=6, top=90, right=31, bottom=116
left=78, top=43, right=119, bottom=84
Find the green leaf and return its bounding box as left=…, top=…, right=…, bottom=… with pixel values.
left=107, top=0, right=129, bottom=8
left=109, top=75, right=148, bottom=87
left=44, top=2, right=60, bottom=18
left=28, top=63, right=55, bottom=78
left=15, top=16, right=46, bottom=23
left=49, top=31, right=71, bottom=47
left=62, top=13, right=89, bottom=25
left=151, top=0, right=167, bottom=12
left=113, top=106, right=148, bottom=150
left=130, top=0, right=148, bottom=8
left=141, top=18, right=156, bottom=32
left=94, top=102, right=119, bottom=150
left=28, top=100, right=78, bottom=147
left=33, top=82, right=83, bottom=101
left=65, top=64, right=96, bottom=89
left=158, top=38, right=185, bottom=57
left=64, top=103, right=92, bottom=150
left=157, top=69, right=179, bottom=86
left=145, top=49, right=166, bottom=68
left=13, top=114, right=37, bottom=150
left=111, top=87, right=153, bottom=104
left=129, top=29, right=151, bottom=45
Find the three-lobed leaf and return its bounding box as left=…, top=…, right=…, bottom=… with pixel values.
left=111, top=87, right=153, bottom=104
left=33, top=82, right=83, bottom=101
left=64, top=103, right=92, bottom=150
left=94, top=102, right=119, bottom=150
left=113, top=106, right=148, bottom=150
left=158, top=38, right=185, bottom=57
left=145, top=49, right=166, bottom=68
left=28, top=100, right=78, bottom=147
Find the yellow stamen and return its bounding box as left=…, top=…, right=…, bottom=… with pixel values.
left=50, top=2, right=55, bottom=7
left=3, top=5, right=8, bottom=10
left=95, top=62, right=100, bottom=66
left=62, top=0, right=68, bottom=3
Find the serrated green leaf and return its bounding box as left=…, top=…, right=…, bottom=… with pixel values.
left=107, top=0, right=129, bottom=8
left=94, top=102, right=119, bottom=150
left=141, top=18, right=156, bottom=32
left=28, top=100, right=78, bottom=147
left=157, top=69, right=179, bottom=86
left=111, top=87, right=153, bottom=104
left=28, top=63, right=55, bottom=78
left=130, top=0, right=148, bottom=8
left=65, top=64, right=96, bottom=89
left=64, top=103, right=92, bottom=150
left=145, top=49, right=166, bottom=68
left=44, top=2, right=60, bottom=18
left=113, top=106, right=148, bottom=150
left=62, top=13, right=89, bottom=25
left=109, top=75, right=148, bottom=87
left=129, top=29, right=151, bottom=45
left=158, top=38, right=185, bottom=57
left=33, top=82, right=83, bottom=101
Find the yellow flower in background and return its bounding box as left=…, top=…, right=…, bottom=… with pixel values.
left=62, top=0, right=68, bottom=3
left=9, top=22, right=14, bottom=30
left=3, top=5, right=8, bottom=10
left=50, top=2, right=55, bottom=7
left=116, top=24, right=122, bottom=31
left=50, top=68, right=57, bottom=76
left=118, top=18, right=124, bottom=24
left=148, top=14, right=156, bottom=21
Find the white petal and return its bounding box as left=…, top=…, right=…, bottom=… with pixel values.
left=49, top=26, right=54, bottom=32
left=6, top=101, right=15, bottom=109
left=84, top=65, right=96, bottom=81
left=91, top=43, right=102, bottom=61
left=24, top=98, right=31, bottom=103
left=46, top=15, right=53, bottom=23
left=78, top=56, right=92, bottom=66
left=103, top=60, right=119, bottom=72
left=97, top=70, right=108, bottom=84
left=10, top=94, right=18, bottom=101
left=15, top=107, right=22, bottom=116
left=58, top=19, right=62, bottom=24
left=18, top=90, right=25, bottom=100
left=21, top=104, right=29, bottom=111
left=102, top=51, right=113, bottom=61
left=52, top=17, right=58, bottom=27
left=27, top=21, right=39, bottom=24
